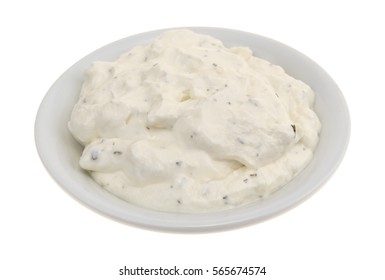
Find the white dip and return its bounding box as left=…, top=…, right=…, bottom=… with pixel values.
left=68, top=29, right=321, bottom=213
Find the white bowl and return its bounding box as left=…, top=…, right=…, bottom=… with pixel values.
left=35, top=27, right=350, bottom=232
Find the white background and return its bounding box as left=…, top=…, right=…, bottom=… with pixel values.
left=1, top=0, right=384, bottom=279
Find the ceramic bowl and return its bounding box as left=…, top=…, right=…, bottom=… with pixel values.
left=35, top=27, right=350, bottom=232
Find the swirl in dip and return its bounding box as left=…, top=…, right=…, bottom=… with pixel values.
left=68, top=29, right=321, bottom=213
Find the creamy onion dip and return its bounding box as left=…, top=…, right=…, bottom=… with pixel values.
left=68, top=29, right=321, bottom=213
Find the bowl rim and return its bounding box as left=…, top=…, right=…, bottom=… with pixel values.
left=35, top=27, right=350, bottom=232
